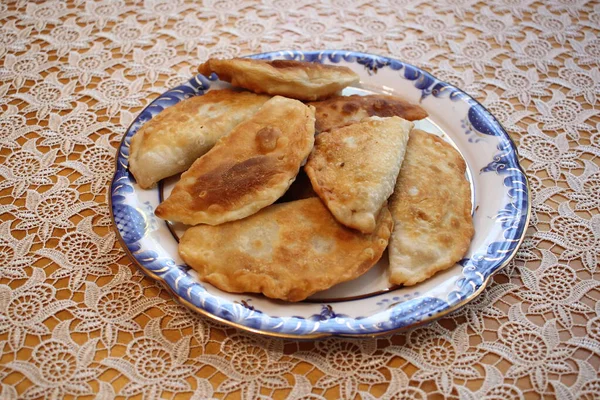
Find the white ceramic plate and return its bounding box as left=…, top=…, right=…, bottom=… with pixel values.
left=110, top=50, right=530, bottom=338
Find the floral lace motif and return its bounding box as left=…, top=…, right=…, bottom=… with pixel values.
left=7, top=320, right=100, bottom=398
left=296, top=339, right=390, bottom=399
left=389, top=324, right=482, bottom=396
left=480, top=305, right=574, bottom=393
left=199, top=334, right=293, bottom=399
left=0, top=1, right=599, bottom=399
left=102, top=319, right=197, bottom=397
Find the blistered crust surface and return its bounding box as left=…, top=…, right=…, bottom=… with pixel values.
left=309, top=94, right=428, bottom=133
left=155, top=96, right=315, bottom=225
left=305, top=116, right=412, bottom=233
left=178, top=198, right=393, bottom=302
left=198, top=58, right=359, bottom=101
left=128, top=90, right=270, bottom=189
left=388, top=129, right=474, bottom=286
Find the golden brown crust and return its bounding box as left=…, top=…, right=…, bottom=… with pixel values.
left=129, top=89, right=270, bottom=189
left=309, top=94, right=428, bottom=133
left=155, top=96, right=316, bottom=225
left=198, top=58, right=359, bottom=101
left=178, top=198, right=393, bottom=302
left=305, top=116, right=412, bottom=233
left=388, top=129, right=474, bottom=286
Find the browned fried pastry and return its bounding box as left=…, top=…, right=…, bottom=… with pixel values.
left=388, top=129, right=474, bottom=286
left=129, top=90, right=270, bottom=189
left=309, top=94, right=428, bottom=133
left=155, top=96, right=315, bottom=225
left=179, top=197, right=393, bottom=302
left=198, top=58, right=359, bottom=101
left=305, top=116, right=413, bottom=233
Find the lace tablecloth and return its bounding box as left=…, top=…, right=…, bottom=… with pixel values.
left=1, top=0, right=599, bottom=398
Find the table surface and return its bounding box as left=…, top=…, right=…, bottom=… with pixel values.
left=1, top=0, right=599, bottom=399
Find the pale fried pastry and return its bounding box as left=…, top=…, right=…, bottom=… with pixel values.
left=198, top=58, right=359, bottom=101
left=178, top=197, right=393, bottom=302
left=305, top=116, right=413, bottom=233
left=309, top=94, right=428, bottom=133
left=388, top=129, right=474, bottom=286
left=129, top=90, right=270, bottom=189
left=155, top=96, right=316, bottom=225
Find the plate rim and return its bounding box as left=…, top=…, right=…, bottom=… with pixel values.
left=109, top=49, right=532, bottom=339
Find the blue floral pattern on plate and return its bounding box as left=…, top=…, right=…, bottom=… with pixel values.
left=110, top=50, right=530, bottom=338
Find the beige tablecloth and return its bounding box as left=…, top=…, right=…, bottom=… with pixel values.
left=1, top=0, right=599, bottom=398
